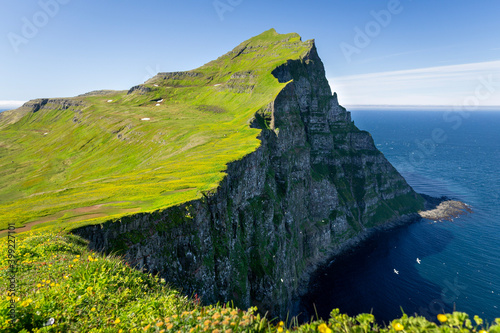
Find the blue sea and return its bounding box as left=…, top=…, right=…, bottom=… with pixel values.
left=302, top=110, right=500, bottom=324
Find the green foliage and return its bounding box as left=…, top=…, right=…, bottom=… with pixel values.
left=0, top=29, right=311, bottom=233
left=1, top=231, right=499, bottom=332
left=367, top=192, right=425, bottom=228
left=0, top=28, right=486, bottom=332
left=0, top=231, right=191, bottom=332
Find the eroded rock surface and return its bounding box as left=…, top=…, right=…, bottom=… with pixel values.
left=419, top=200, right=473, bottom=221
left=73, top=33, right=425, bottom=318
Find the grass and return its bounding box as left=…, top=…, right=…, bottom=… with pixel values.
left=1, top=232, right=499, bottom=332
left=2, top=29, right=491, bottom=332
left=0, top=29, right=312, bottom=233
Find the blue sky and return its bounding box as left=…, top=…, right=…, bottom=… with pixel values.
left=1, top=0, right=500, bottom=109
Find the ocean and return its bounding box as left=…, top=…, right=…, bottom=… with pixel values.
left=302, top=110, right=500, bottom=324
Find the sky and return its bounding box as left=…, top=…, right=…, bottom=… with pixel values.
left=1, top=0, right=500, bottom=109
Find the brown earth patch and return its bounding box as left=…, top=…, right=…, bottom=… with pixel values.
left=0, top=204, right=141, bottom=236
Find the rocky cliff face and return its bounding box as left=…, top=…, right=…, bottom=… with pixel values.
left=0, top=98, right=87, bottom=128
left=73, top=40, right=424, bottom=318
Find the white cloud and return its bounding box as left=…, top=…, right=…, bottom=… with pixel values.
left=0, top=100, right=26, bottom=109
left=329, top=60, right=500, bottom=106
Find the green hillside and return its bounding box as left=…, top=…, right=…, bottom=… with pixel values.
left=0, top=29, right=311, bottom=233
left=1, top=232, right=498, bottom=332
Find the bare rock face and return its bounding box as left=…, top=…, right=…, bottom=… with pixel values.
left=73, top=40, right=424, bottom=318
left=127, top=85, right=152, bottom=95
left=0, top=98, right=87, bottom=128
left=419, top=200, right=473, bottom=221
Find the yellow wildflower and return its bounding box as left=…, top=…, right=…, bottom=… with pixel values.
left=36, top=283, right=42, bottom=288
left=437, top=314, right=447, bottom=323
left=73, top=259, right=79, bottom=262
left=20, top=299, right=33, bottom=307
left=143, top=324, right=151, bottom=331
left=277, top=327, right=283, bottom=333
left=318, top=323, right=332, bottom=333
left=393, top=322, right=404, bottom=331
left=166, top=323, right=174, bottom=330
left=156, top=321, right=164, bottom=327
left=50, top=283, right=55, bottom=287
left=114, top=318, right=121, bottom=324
left=64, top=275, right=69, bottom=279
left=91, top=307, right=96, bottom=312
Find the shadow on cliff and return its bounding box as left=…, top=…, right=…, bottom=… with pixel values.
left=298, top=218, right=455, bottom=325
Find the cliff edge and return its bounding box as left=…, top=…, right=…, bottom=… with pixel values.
left=68, top=30, right=424, bottom=317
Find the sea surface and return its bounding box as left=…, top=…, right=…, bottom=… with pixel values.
left=302, top=110, right=500, bottom=324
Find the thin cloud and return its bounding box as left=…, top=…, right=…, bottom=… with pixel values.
left=357, top=49, right=427, bottom=65
left=0, top=100, right=26, bottom=109
left=329, top=60, right=500, bottom=106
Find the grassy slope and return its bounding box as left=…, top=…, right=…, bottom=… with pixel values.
left=1, top=231, right=498, bottom=332
left=0, top=29, right=311, bottom=232
left=1, top=30, right=498, bottom=332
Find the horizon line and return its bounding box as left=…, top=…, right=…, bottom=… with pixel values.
left=2, top=103, right=500, bottom=111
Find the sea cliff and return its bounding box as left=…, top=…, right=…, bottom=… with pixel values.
left=72, top=30, right=424, bottom=318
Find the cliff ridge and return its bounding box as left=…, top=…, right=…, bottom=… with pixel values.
left=0, top=30, right=424, bottom=318
left=72, top=31, right=424, bottom=317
